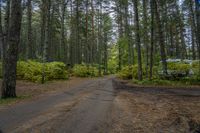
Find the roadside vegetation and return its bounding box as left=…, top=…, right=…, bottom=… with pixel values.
left=117, top=60, right=200, bottom=86
left=0, top=61, right=68, bottom=83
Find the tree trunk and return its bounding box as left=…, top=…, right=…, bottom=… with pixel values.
left=189, top=0, right=197, bottom=60
left=150, top=0, right=155, bottom=79
left=1, top=0, right=22, bottom=98
left=76, top=0, right=81, bottom=64
left=154, top=0, right=168, bottom=75
left=196, top=0, right=200, bottom=56
left=91, top=0, right=96, bottom=63
left=133, top=0, right=143, bottom=80
left=0, top=0, right=3, bottom=60
left=40, top=0, right=46, bottom=57
left=143, top=0, right=149, bottom=78
left=27, top=0, right=34, bottom=59
left=195, top=0, right=200, bottom=73
left=124, top=0, right=131, bottom=65
left=60, top=0, right=66, bottom=63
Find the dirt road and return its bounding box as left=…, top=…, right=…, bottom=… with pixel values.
left=0, top=78, right=200, bottom=133
left=0, top=77, right=115, bottom=133
left=112, top=80, right=200, bottom=133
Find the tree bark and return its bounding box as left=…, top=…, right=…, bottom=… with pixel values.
left=189, top=0, right=197, bottom=60
left=195, top=0, right=200, bottom=57
left=60, top=0, right=66, bottom=63
left=27, top=0, right=34, bottom=59
left=1, top=0, right=22, bottom=98
left=143, top=0, right=149, bottom=78
left=133, top=0, right=143, bottom=80
left=195, top=0, right=200, bottom=73
left=150, top=0, right=155, bottom=79
left=0, top=0, right=3, bottom=60
left=154, top=0, right=168, bottom=75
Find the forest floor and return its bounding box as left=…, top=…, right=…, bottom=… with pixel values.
left=0, top=77, right=200, bottom=133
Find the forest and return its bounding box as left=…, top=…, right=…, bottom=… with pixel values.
left=0, top=0, right=200, bottom=132
left=0, top=0, right=199, bottom=98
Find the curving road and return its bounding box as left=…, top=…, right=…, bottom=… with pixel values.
left=0, top=77, right=115, bottom=133
left=1, top=77, right=200, bottom=133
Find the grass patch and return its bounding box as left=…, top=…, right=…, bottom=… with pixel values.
left=0, top=95, right=30, bottom=105
left=132, top=79, right=200, bottom=87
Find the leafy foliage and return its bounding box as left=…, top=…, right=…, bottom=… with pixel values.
left=108, top=45, right=118, bottom=74
left=167, top=62, right=191, bottom=72
left=17, top=61, right=68, bottom=82
left=72, top=64, right=99, bottom=77
left=132, top=65, right=146, bottom=80
left=133, top=78, right=200, bottom=86
left=118, top=60, right=200, bottom=83
left=118, top=66, right=133, bottom=80
left=192, top=60, right=200, bottom=74
left=118, top=65, right=158, bottom=80
left=158, top=62, right=191, bottom=80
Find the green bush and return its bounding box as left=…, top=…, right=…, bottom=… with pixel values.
left=118, top=65, right=158, bottom=80
left=192, top=60, right=200, bottom=68
left=192, top=60, right=200, bottom=74
left=158, top=62, right=191, bottom=80
left=72, top=64, right=99, bottom=77
left=45, top=62, right=68, bottom=80
left=132, top=65, right=146, bottom=79
left=17, top=61, right=68, bottom=82
left=167, top=62, right=190, bottom=72
left=118, top=66, right=133, bottom=80
left=190, top=61, right=200, bottom=81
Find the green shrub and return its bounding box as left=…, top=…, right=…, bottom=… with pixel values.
left=192, top=60, right=200, bottom=74
left=72, top=64, right=99, bottom=77
left=192, top=60, right=200, bottom=68
left=132, top=65, right=146, bottom=79
left=45, top=62, right=68, bottom=80
left=158, top=62, right=191, bottom=80
left=118, top=66, right=133, bottom=79
left=118, top=65, right=158, bottom=80
left=190, top=61, right=200, bottom=81
left=167, top=62, right=190, bottom=73
left=17, top=60, right=68, bottom=82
